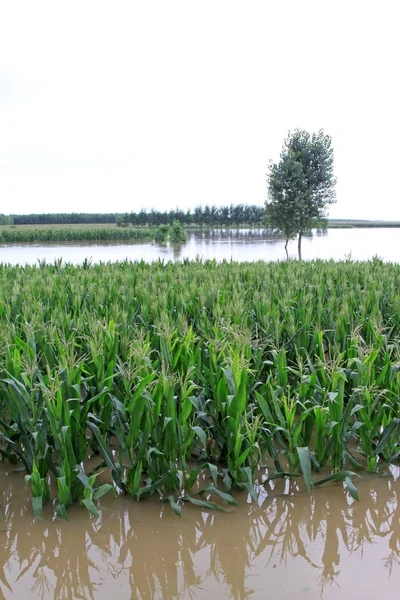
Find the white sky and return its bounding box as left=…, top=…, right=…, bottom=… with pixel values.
left=0, top=0, right=399, bottom=219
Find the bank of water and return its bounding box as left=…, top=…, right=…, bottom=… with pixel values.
left=1, top=468, right=399, bottom=599
left=1, top=228, right=400, bottom=265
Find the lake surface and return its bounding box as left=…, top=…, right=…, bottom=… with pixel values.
left=1, top=467, right=399, bottom=599
left=1, top=228, right=400, bottom=265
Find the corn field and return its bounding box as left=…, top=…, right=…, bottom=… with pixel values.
left=0, top=259, right=399, bottom=518
left=0, top=227, right=154, bottom=243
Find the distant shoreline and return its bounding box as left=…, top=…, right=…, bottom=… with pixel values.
left=1, top=220, right=400, bottom=244
left=186, top=220, right=400, bottom=229
left=325, top=219, right=400, bottom=228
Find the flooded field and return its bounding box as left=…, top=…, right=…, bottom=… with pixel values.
left=1, top=468, right=399, bottom=600
left=1, top=251, right=399, bottom=599
left=1, top=227, right=400, bottom=265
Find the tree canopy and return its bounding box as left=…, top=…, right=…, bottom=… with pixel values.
left=265, top=129, right=336, bottom=258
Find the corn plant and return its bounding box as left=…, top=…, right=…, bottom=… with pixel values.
left=1, top=259, right=400, bottom=517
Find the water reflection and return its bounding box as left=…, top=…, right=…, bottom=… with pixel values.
left=0, top=473, right=399, bottom=599
left=1, top=227, right=400, bottom=265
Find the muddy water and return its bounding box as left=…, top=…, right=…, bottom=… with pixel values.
left=1, top=470, right=399, bottom=600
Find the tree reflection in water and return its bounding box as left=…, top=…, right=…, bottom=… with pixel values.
left=0, top=472, right=399, bottom=599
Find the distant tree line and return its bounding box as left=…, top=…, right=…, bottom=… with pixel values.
left=0, top=206, right=266, bottom=227
left=3, top=213, right=119, bottom=225
left=118, top=204, right=265, bottom=227
left=14, top=213, right=120, bottom=225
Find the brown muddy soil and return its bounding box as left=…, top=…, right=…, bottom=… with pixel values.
left=0, top=467, right=399, bottom=599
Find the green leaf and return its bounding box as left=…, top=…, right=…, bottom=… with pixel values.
left=93, top=484, right=114, bottom=500
left=128, top=461, right=143, bottom=496
left=297, top=446, right=312, bottom=493
left=375, top=418, right=400, bottom=456
left=81, top=498, right=100, bottom=517
left=221, top=366, right=235, bottom=395
left=136, top=471, right=172, bottom=499
left=186, top=465, right=206, bottom=489
left=222, top=470, right=232, bottom=493
left=208, top=463, right=218, bottom=486
left=192, top=426, right=207, bottom=449
left=237, top=446, right=253, bottom=467
left=312, top=470, right=359, bottom=488
left=183, top=495, right=226, bottom=512
left=264, top=471, right=301, bottom=483
left=147, top=447, right=164, bottom=461
left=163, top=417, right=173, bottom=431
left=237, top=466, right=258, bottom=503
left=167, top=495, right=182, bottom=517
left=86, top=420, right=126, bottom=492
left=32, top=496, right=43, bottom=518
left=0, top=432, right=33, bottom=473
left=199, top=485, right=238, bottom=505
left=344, top=476, right=359, bottom=501
left=55, top=504, right=69, bottom=520
left=74, top=466, right=94, bottom=493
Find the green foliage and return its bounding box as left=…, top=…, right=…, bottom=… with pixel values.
left=116, top=218, right=130, bottom=228
left=118, top=204, right=266, bottom=227
left=153, top=223, right=187, bottom=243
left=265, top=129, right=336, bottom=257
left=0, top=259, right=399, bottom=518
left=154, top=225, right=170, bottom=242
left=169, top=220, right=187, bottom=243
left=0, top=227, right=154, bottom=243
left=0, top=203, right=275, bottom=229
left=12, top=213, right=118, bottom=225
left=0, top=214, right=13, bottom=225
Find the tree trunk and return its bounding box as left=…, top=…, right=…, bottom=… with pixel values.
left=285, top=237, right=289, bottom=260
left=298, top=231, right=303, bottom=260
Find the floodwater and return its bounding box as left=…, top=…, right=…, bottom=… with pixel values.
left=1, top=228, right=400, bottom=265
left=1, top=468, right=399, bottom=599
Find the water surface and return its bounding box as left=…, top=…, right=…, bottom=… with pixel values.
left=1, top=469, right=399, bottom=599
left=1, top=228, right=400, bottom=265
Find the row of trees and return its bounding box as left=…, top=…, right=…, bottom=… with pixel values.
left=7, top=213, right=119, bottom=225
left=117, top=204, right=265, bottom=227
left=1, top=206, right=265, bottom=229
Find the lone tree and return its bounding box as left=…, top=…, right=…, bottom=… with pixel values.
left=265, top=129, right=336, bottom=259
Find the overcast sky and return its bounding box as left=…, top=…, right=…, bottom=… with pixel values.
left=1, top=1, right=399, bottom=218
